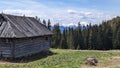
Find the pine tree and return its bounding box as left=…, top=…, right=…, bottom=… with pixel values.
left=88, top=28, right=93, bottom=49
left=52, top=23, right=61, bottom=48
left=96, top=25, right=104, bottom=50
left=104, top=25, right=113, bottom=50
left=47, top=19, right=51, bottom=30
left=113, top=27, right=120, bottom=49
left=35, top=16, right=41, bottom=23
left=67, top=27, right=74, bottom=49
left=60, top=28, right=68, bottom=49
left=43, top=19, right=47, bottom=26
left=77, top=22, right=84, bottom=49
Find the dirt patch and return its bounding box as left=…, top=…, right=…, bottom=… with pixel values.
left=82, top=56, right=120, bottom=68
left=104, top=56, right=120, bottom=67
left=0, top=60, right=18, bottom=64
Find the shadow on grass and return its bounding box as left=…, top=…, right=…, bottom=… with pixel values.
left=0, top=51, right=57, bottom=63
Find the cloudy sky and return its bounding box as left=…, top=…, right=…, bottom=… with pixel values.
left=0, top=0, right=120, bottom=26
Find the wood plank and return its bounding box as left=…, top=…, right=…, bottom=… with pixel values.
left=14, top=38, right=50, bottom=57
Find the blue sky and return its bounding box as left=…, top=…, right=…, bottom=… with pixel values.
left=0, top=0, right=120, bottom=26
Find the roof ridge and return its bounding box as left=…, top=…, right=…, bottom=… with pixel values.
left=0, top=13, right=53, bottom=38
left=1, top=14, right=17, bottom=37
left=1, top=13, right=33, bottom=18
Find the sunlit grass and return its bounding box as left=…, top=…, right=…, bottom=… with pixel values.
left=0, top=49, right=120, bottom=68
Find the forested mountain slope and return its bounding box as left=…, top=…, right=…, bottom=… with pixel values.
left=51, top=16, right=120, bottom=50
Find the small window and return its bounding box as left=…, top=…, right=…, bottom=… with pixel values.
left=45, top=37, right=48, bottom=40
left=1, top=39, right=9, bottom=43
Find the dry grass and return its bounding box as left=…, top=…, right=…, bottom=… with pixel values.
left=82, top=56, right=120, bottom=68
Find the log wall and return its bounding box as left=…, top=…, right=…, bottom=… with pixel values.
left=0, top=36, right=51, bottom=58
left=0, top=39, right=12, bottom=57
left=14, top=37, right=51, bottom=57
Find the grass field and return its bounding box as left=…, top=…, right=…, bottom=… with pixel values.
left=0, top=49, right=120, bottom=68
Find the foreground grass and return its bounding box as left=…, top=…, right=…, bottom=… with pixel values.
left=0, top=49, right=120, bottom=68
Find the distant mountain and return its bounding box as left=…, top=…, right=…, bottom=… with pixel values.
left=51, top=25, right=77, bottom=32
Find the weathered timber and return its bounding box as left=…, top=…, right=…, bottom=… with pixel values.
left=0, top=14, right=53, bottom=58
left=13, top=37, right=50, bottom=57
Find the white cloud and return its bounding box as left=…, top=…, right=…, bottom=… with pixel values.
left=2, top=9, right=34, bottom=16
left=1, top=8, right=113, bottom=26
left=81, top=22, right=89, bottom=26
left=0, top=0, right=115, bottom=26
left=67, top=9, right=78, bottom=14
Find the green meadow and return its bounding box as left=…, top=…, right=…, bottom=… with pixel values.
left=0, top=49, right=120, bottom=68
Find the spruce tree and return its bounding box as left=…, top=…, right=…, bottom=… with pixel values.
left=43, top=19, right=47, bottom=26
left=60, top=29, right=68, bottom=49
left=47, top=19, right=51, bottom=30
left=52, top=23, right=61, bottom=48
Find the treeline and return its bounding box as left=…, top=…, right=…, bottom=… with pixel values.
left=51, top=16, right=120, bottom=50
left=35, top=16, right=120, bottom=50
left=35, top=16, right=51, bottom=30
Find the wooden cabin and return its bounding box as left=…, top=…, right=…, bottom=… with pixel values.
left=0, top=14, right=53, bottom=58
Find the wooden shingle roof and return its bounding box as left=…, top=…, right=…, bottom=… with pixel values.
left=0, top=14, right=53, bottom=38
